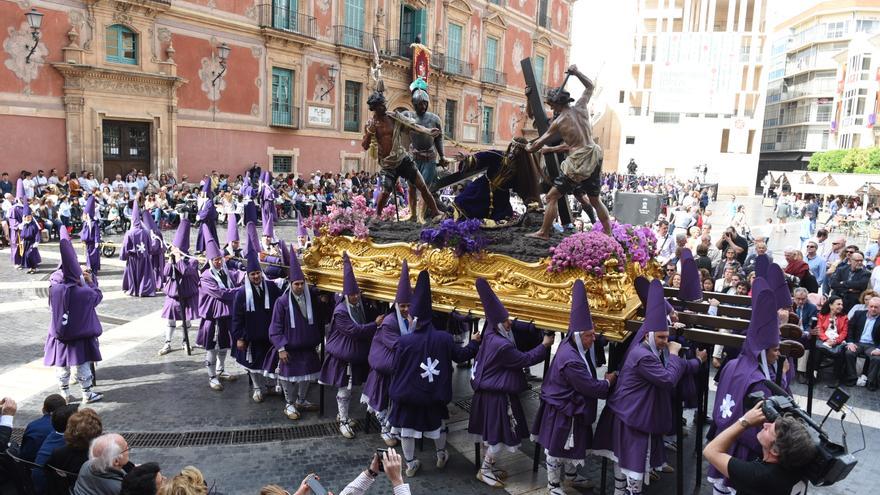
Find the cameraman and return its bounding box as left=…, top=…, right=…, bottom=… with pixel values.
left=715, top=226, right=749, bottom=265
left=704, top=401, right=816, bottom=495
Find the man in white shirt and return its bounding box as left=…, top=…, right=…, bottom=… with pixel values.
left=22, top=173, right=35, bottom=199
left=655, top=220, right=675, bottom=264
left=34, top=170, right=48, bottom=197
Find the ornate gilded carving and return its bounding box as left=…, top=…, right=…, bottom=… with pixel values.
left=301, top=234, right=650, bottom=342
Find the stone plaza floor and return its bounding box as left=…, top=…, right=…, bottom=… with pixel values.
left=0, top=195, right=875, bottom=494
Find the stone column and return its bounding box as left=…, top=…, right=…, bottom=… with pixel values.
left=63, top=94, right=86, bottom=174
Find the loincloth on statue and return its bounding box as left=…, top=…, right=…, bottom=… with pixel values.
left=553, top=156, right=603, bottom=197
left=560, top=144, right=603, bottom=182
left=380, top=155, right=422, bottom=192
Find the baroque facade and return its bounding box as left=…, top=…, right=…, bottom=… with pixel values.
left=0, top=0, right=574, bottom=179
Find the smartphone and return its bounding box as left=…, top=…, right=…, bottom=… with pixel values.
left=306, top=475, right=327, bottom=495
left=376, top=448, right=387, bottom=472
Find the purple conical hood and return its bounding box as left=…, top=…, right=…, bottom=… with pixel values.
left=342, top=252, right=360, bottom=295
left=767, top=263, right=792, bottom=309
left=245, top=244, right=261, bottom=272
left=15, top=178, right=25, bottom=201
left=288, top=244, right=306, bottom=282
left=567, top=279, right=594, bottom=333
left=679, top=248, right=703, bottom=302
left=395, top=260, right=412, bottom=303
left=744, top=280, right=780, bottom=356
left=201, top=178, right=212, bottom=198
left=227, top=213, right=239, bottom=243
left=263, top=214, right=274, bottom=238
left=84, top=195, right=96, bottom=217
left=59, top=222, right=71, bottom=241
left=173, top=218, right=191, bottom=253
left=634, top=276, right=674, bottom=315
left=628, top=279, right=668, bottom=357
left=142, top=210, right=161, bottom=237
left=754, top=254, right=770, bottom=279
left=476, top=277, right=509, bottom=325
left=245, top=221, right=260, bottom=256
left=59, top=238, right=83, bottom=284
left=410, top=270, right=433, bottom=322
left=130, top=199, right=141, bottom=228
left=243, top=176, right=252, bottom=197
left=202, top=224, right=223, bottom=260
left=278, top=239, right=289, bottom=266
left=22, top=200, right=30, bottom=216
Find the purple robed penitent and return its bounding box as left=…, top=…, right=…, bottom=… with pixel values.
left=119, top=202, right=157, bottom=297
left=44, top=239, right=103, bottom=367
left=231, top=279, right=282, bottom=371
left=196, top=226, right=242, bottom=350
left=593, top=279, right=701, bottom=479
left=707, top=278, right=780, bottom=488
left=142, top=211, right=167, bottom=285
left=16, top=219, right=42, bottom=269
left=9, top=179, right=25, bottom=263
left=362, top=261, right=413, bottom=415
left=318, top=298, right=377, bottom=387
left=264, top=285, right=325, bottom=382
left=161, top=220, right=199, bottom=321
left=80, top=196, right=101, bottom=273
left=388, top=271, right=479, bottom=438
left=531, top=280, right=610, bottom=462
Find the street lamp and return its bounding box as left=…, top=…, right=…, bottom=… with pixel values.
left=24, top=8, right=43, bottom=64
left=211, top=42, right=230, bottom=86
left=319, top=64, right=338, bottom=101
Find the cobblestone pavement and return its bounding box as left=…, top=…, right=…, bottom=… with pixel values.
left=1, top=197, right=876, bottom=494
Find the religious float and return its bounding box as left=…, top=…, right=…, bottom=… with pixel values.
left=299, top=193, right=660, bottom=343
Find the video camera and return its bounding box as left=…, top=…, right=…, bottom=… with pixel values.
left=744, top=380, right=856, bottom=486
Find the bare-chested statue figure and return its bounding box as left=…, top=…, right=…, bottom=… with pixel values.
left=361, top=91, right=444, bottom=221
left=526, top=65, right=611, bottom=238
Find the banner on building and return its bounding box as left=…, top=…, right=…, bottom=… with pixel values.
left=412, top=44, right=430, bottom=82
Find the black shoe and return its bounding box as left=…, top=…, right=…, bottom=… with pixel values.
left=868, top=383, right=878, bottom=392
left=826, top=381, right=839, bottom=389
left=843, top=380, right=857, bottom=387
left=796, top=372, right=808, bottom=385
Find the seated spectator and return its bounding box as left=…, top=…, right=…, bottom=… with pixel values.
left=843, top=297, right=880, bottom=390
left=19, top=394, right=67, bottom=462
left=743, top=240, right=772, bottom=273
left=46, top=408, right=103, bottom=495
left=715, top=266, right=735, bottom=293
left=783, top=247, right=810, bottom=280
left=121, top=462, right=164, bottom=495
left=74, top=433, right=134, bottom=495
left=1, top=397, right=19, bottom=492
left=847, top=289, right=878, bottom=320
left=830, top=251, right=870, bottom=313
left=159, top=466, right=206, bottom=495
left=670, top=273, right=681, bottom=289
left=33, top=404, right=80, bottom=493
left=734, top=281, right=750, bottom=296
left=663, top=262, right=677, bottom=286
left=702, top=277, right=715, bottom=293
left=713, top=248, right=739, bottom=280
left=817, top=296, right=849, bottom=387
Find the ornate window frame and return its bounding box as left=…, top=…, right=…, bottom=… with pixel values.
left=105, top=24, right=139, bottom=66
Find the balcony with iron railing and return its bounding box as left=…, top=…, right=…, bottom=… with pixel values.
left=271, top=105, right=301, bottom=129
left=480, top=68, right=506, bottom=86
left=481, top=130, right=495, bottom=145
left=333, top=25, right=371, bottom=51
left=382, top=39, right=413, bottom=59
left=438, top=55, right=473, bottom=78
left=258, top=5, right=317, bottom=38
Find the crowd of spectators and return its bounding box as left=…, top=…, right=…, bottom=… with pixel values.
left=1, top=395, right=412, bottom=495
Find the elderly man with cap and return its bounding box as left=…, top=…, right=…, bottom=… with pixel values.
left=468, top=278, right=554, bottom=488
left=361, top=91, right=445, bottom=221
left=197, top=225, right=243, bottom=391
left=45, top=236, right=104, bottom=404
left=404, top=78, right=444, bottom=221
left=265, top=244, right=328, bottom=420
left=119, top=198, right=157, bottom=297
left=195, top=179, right=218, bottom=254
left=320, top=252, right=383, bottom=439
left=388, top=271, right=480, bottom=477
left=79, top=194, right=101, bottom=276
left=159, top=219, right=200, bottom=356
left=593, top=279, right=706, bottom=495
left=532, top=280, right=616, bottom=494
left=231, top=245, right=282, bottom=403
left=16, top=198, right=42, bottom=274
left=526, top=64, right=611, bottom=238
left=707, top=277, right=784, bottom=495
left=362, top=261, right=413, bottom=447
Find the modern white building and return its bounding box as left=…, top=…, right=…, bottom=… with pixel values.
left=606, top=0, right=768, bottom=194
left=759, top=0, right=880, bottom=178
